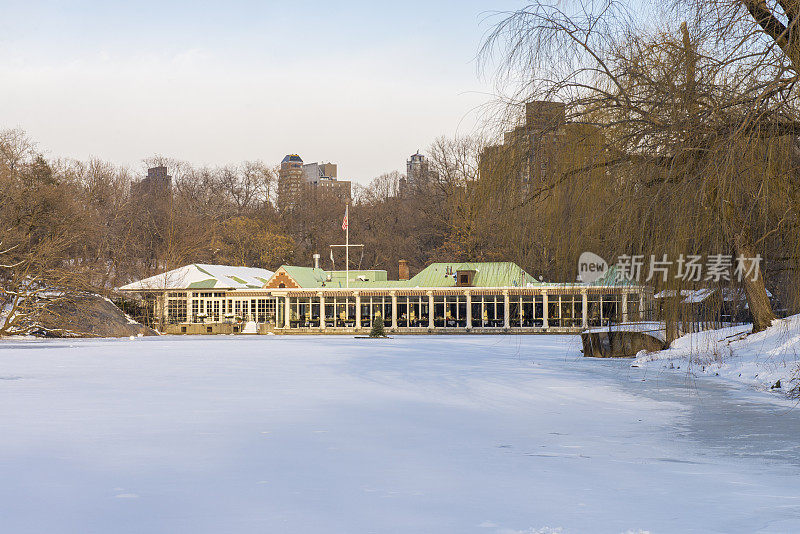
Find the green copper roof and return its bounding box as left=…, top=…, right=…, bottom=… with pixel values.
left=328, top=270, right=388, bottom=283
left=281, top=266, right=329, bottom=287
left=406, top=262, right=539, bottom=288
left=271, top=262, right=540, bottom=288
left=590, top=266, right=640, bottom=287
left=194, top=265, right=213, bottom=276
left=187, top=278, right=218, bottom=289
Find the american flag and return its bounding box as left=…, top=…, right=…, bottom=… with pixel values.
left=342, top=205, right=349, bottom=231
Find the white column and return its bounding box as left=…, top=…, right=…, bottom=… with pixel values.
left=542, top=291, right=549, bottom=329
left=503, top=290, right=510, bottom=330
left=319, top=293, right=326, bottom=330
left=355, top=293, right=361, bottom=330
left=466, top=292, right=472, bottom=329
left=640, top=292, right=646, bottom=321
left=284, top=295, right=291, bottom=329
left=391, top=292, right=398, bottom=331
left=622, top=292, right=629, bottom=323
left=581, top=290, right=588, bottom=329
left=428, top=291, right=434, bottom=330
left=161, top=295, right=168, bottom=324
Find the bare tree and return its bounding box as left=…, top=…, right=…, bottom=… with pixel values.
left=0, top=128, right=36, bottom=177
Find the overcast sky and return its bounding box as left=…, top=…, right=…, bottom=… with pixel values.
left=0, top=1, right=523, bottom=183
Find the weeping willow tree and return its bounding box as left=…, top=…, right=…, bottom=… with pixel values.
left=479, top=1, right=800, bottom=334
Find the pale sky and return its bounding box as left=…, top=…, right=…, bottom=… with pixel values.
left=0, top=1, right=522, bottom=183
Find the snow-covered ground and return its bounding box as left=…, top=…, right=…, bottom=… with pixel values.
left=635, top=314, right=800, bottom=395
left=1, top=335, right=800, bottom=533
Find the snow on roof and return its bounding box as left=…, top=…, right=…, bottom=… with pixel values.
left=654, top=290, right=693, bottom=299
left=682, top=288, right=716, bottom=303
left=584, top=321, right=666, bottom=342
left=654, top=288, right=772, bottom=304
left=118, top=264, right=274, bottom=291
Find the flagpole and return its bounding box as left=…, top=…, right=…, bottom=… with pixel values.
left=345, top=202, right=349, bottom=289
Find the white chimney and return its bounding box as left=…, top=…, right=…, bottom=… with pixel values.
left=313, top=253, right=320, bottom=269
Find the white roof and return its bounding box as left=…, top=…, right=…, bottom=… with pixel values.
left=584, top=321, right=666, bottom=342
left=119, top=264, right=274, bottom=291
left=654, top=288, right=772, bottom=304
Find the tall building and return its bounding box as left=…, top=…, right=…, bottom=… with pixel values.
left=278, top=154, right=351, bottom=210
left=399, top=152, right=437, bottom=195
left=277, top=155, right=305, bottom=210
left=479, top=100, right=603, bottom=192
left=130, top=166, right=173, bottom=227
left=131, top=166, right=172, bottom=198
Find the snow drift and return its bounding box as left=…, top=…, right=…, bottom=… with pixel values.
left=634, top=313, right=800, bottom=395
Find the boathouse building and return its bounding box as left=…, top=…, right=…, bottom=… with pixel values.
left=120, top=261, right=650, bottom=334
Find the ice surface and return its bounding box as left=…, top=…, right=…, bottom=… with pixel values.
left=1, top=335, right=799, bottom=533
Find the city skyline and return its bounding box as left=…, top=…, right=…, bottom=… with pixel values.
left=0, top=0, right=521, bottom=183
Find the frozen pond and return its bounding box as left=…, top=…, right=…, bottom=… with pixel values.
left=1, top=335, right=799, bottom=533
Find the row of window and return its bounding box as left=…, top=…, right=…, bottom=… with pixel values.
left=167, top=292, right=224, bottom=298
left=165, top=293, right=645, bottom=328
left=278, top=294, right=640, bottom=328
left=166, top=298, right=276, bottom=324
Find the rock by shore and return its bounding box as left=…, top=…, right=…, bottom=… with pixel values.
left=34, top=294, right=157, bottom=338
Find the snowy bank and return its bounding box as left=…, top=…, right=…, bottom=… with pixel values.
left=634, top=314, right=800, bottom=395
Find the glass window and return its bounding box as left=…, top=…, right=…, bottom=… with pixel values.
left=397, top=298, right=409, bottom=327
left=167, top=298, right=187, bottom=324
left=433, top=296, right=446, bottom=327
left=602, top=294, right=621, bottom=324
left=627, top=293, right=640, bottom=322
left=548, top=296, right=560, bottom=327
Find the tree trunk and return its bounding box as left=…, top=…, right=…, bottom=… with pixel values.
left=665, top=318, right=680, bottom=345
left=734, top=232, right=776, bottom=333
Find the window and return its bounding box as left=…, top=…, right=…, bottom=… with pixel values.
left=402, top=296, right=427, bottom=327
left=627, top=293, right=640, bottom=321
left=472, top=295, right=503, bottom=327
left=559, top=295, right=582, bottom=327
left=601, top=294, right=621, bottom=324
left=587, top=294, right=602, bottom=327
left=447, top=296, right=466, bottom=327
left=167, top=297, right=187, bottom=324
left=514, top=295, right=538, bottom=327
